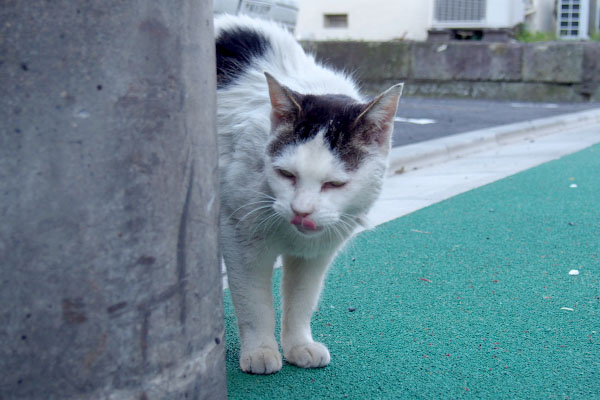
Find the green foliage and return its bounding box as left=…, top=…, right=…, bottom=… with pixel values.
left=517, top=27, right=600, bottom=42
left=516, top=29, right=557, bottom=42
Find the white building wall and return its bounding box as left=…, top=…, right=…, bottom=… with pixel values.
left=295, top=0, right=431, bottom=41
left=296, top=0, right=566, bottom=41
left=526, top=0, right=556, bottom=32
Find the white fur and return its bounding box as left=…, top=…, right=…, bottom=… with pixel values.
left=215, top=15, right=397, bottom=374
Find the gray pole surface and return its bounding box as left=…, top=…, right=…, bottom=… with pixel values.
left=0, top=1, right=225, bottom=399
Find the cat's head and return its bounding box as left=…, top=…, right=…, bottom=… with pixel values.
left=263, top=73, right=402, bottom=238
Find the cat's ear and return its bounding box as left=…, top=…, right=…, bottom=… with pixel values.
left=354, top=83, right=404, bottom=154
left=265, top=72, right=302, bottom=127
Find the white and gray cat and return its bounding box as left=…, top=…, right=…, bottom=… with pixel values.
left=215, top=15, right=402, bottom=374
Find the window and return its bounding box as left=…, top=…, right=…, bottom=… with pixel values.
left=557, top=0, right=589, bottom=38
left=324, top=14, right=348, bottom=28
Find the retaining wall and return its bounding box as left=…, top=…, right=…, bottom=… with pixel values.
left=302, top=41, right=600, bottom=102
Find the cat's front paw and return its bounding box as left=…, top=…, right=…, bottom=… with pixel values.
left=240, top=346, right=282, bottom=374
left=285, top=342, right=330, bottom=368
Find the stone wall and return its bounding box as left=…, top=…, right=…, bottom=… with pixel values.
left=302, top=41, right=600, bottom=102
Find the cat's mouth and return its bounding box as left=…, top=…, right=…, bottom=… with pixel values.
left=290, top=216, right=323, bottom=235
left=296, top=225, right=323, bottom=236
left=294, top=224, right=323, bottom=235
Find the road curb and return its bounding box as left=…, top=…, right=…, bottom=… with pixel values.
left=388, top=107, right=600, bottom=175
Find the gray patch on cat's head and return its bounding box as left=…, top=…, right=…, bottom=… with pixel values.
left=267, top=94, right=371, bottom=171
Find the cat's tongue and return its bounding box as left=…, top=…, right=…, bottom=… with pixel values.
left=291, top=215, right=318, bottom=231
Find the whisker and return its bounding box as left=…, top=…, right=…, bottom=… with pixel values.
left=325, top=225, right=334, bottom=243
left=254, top=212, right=282, bottom=235
left=336, top=216, right=353, bottom=231
left=337, top=214, right=361, bottom=255
left=252, top=212, right=277, bottom=233
left=331, top=224, right=345, bottom=244
left=265, top=212, right=284, bottom=232
left=227, top=200, right=274, bottom=221
left=336, top=215, right=356, bottom=235
left=235, top=205, right=275, bottom=229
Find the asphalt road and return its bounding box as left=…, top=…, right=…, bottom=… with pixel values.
left=392, top=97, right=600, bottom=147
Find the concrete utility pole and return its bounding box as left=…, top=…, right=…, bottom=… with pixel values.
left=0, top=1, right=225, bottom=399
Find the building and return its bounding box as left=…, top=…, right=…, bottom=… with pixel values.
left=296, top=0, right=432, bottom=41
left=295, top=0, right=600, bottom=41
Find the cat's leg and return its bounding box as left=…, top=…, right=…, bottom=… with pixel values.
left=224, top=235, right=281, bottom=374
left=280, top=253, right=334, bottom=368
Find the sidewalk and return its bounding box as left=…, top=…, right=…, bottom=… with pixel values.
left=224, top=109, right=600, bottom=399
left=369, top=107, right=600, bottom=227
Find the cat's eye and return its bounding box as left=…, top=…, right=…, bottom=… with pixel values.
left=276, top=169, right=295, bottom=180
left=322, top=181, right=347, bottom=190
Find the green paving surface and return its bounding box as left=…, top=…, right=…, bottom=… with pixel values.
left=225, top=144, right=600, bottom=399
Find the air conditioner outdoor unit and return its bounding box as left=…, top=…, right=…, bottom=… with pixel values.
left=431, top=0, right=525, bottom=29
left=556, top=0, right=590, bottom=39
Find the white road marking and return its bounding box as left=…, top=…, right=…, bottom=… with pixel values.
left=394, top=117, right=436, bottom=125
left=510, top=102, right=559, bottom=109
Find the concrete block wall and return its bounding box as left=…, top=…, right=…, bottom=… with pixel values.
left=302, top=41, right=600, bottom=102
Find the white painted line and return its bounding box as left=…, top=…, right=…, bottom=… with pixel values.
left=510, top=102, right=559, bottom=109
left=394, top=117, right=436, bottom=125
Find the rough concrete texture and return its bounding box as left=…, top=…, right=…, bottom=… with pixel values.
left=303, top=40, right=600, bottom=102
left=0, top=1, right=225, bottom=399
left=522, top=42, right=584, bottom=83
left=359, top=80, right=585, bottom=102
left=411, top=42, right=522, bottom=81
left=304, top=41, right=411, bottom=83
left=408, top=81, right=586, bottom=102
left=582, top=43, right=600, bottom=99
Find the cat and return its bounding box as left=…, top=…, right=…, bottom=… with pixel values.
left=215, top=14, right=403, bottom=374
